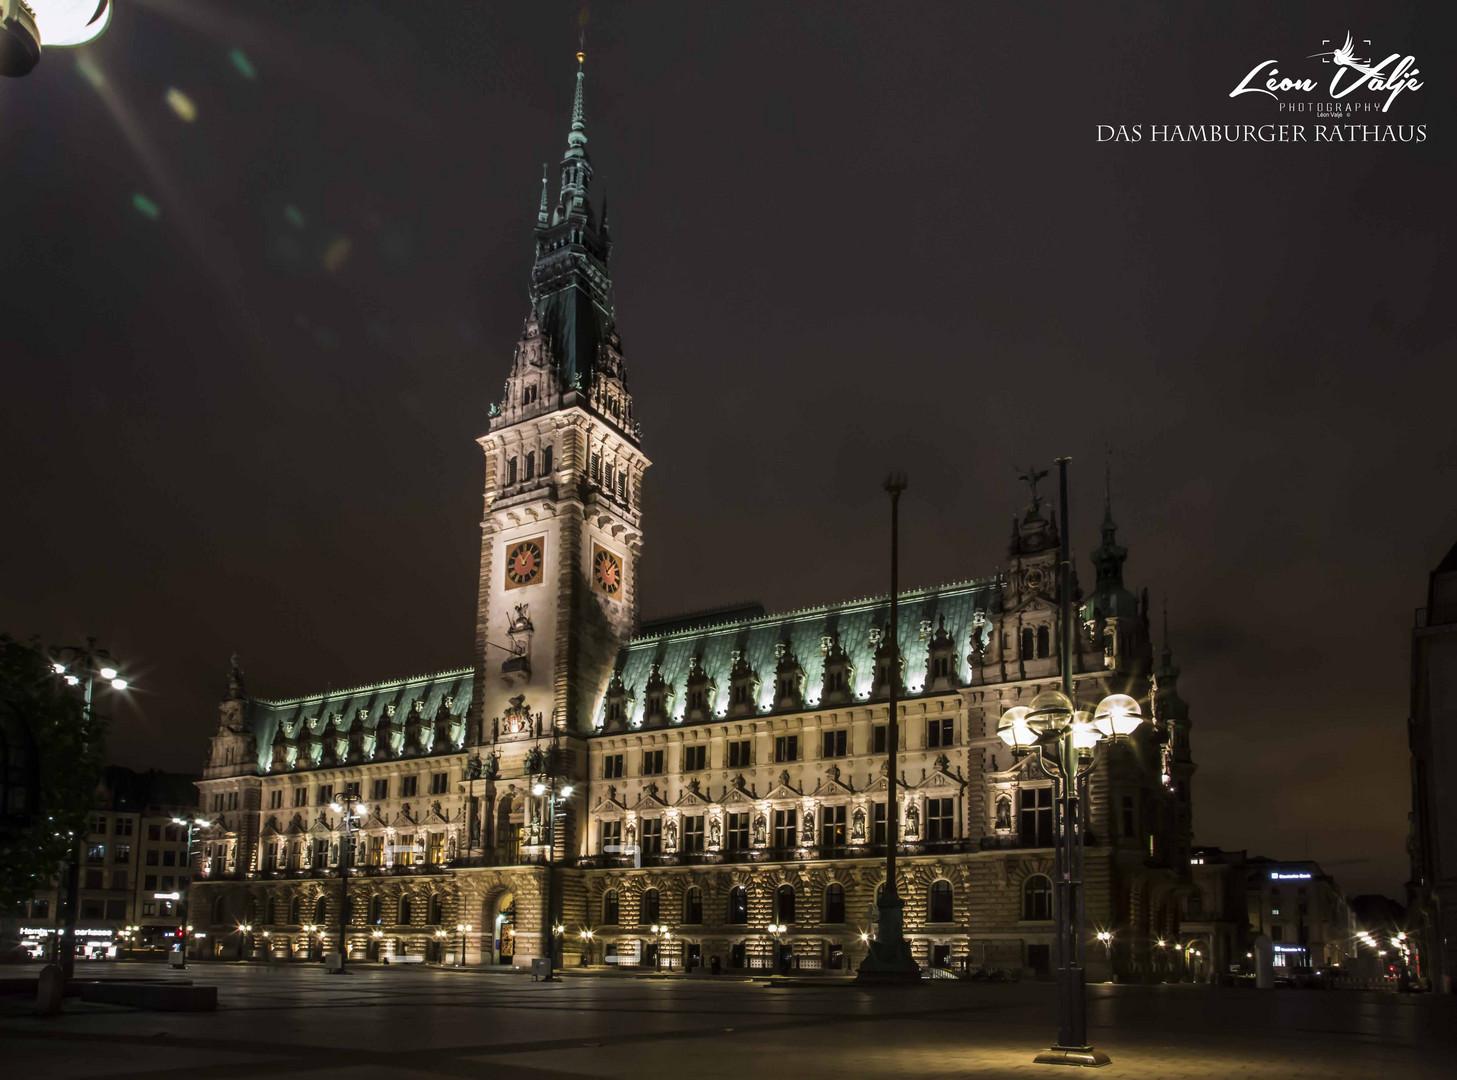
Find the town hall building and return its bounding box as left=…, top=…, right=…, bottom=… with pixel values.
left=190, top=53, right=1197, bottom=980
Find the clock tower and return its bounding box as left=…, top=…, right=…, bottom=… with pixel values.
left=470, top=51, right=649, bottom=764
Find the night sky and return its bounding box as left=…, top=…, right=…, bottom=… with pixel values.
left=3, top=2, right=1451, bottom=899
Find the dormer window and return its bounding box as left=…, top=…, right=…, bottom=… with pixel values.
left=820, top=632, right=854, bottom=705
left=522, top=383, right=538, bottom=406
left=684, top=656, right=716, bottom=722
left=727, top=650, right=760, bottom=719
left=926, top=615, right=960, bottom=691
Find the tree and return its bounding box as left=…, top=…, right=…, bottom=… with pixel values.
left=0, top=636, right=107, bottom=911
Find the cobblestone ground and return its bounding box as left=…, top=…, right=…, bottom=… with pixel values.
left=1, top=961, right=1453, bottom=1079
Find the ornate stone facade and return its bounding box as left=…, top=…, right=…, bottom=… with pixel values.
left=189, top=54, right=1196, bottom=979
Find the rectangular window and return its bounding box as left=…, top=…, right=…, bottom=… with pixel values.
left=820, top=804, right=847, bottom=847
left=727, top=812, right=750, bottom=851
left=642, top=750, right=664, bottom=775
left=604, top=754, right=625, bottom=779
left=542, top=445, right=553, bottom=474
left=427, top=833, right=446, bottom=866
left=146, top=850, right=159, bottom=866
left=774, top=735, right=798, bottom=763
left=84, top=869, right=102, bottom=890
left=162, top=874, right=175, bottom=891
left=115, top=818, right=133, bottom=836
left=926, top=797, right=954, bottom=841
left=430, top=771, right=449, bottom=794
left=144, top=874, right=157, bottom=891
left=821, top=730, right=847, bottom=758
left=164, top=825, right=180, bottom=842
left=114, top=843, right=131, bottom=864
left=683, top=815, right=705, bottom=852
left=926, top=716, right=954, bottom=748
left=87, top=844, right=105, bottom=863
left=314, top=839, right=329, bottom=867
left=507, top=456, right=517, bottom=484
left=292, top=788, right=308, bottom=808
left=1019, top=786, right=1055, bottom=847
left=212, top=794, right=222, bottom=812
left=525, top=451, right=535, bottom=480
left=601, top=820, right=622, bottom=852
left=401, top=775, right=418, bottom=797
left=371, top=779, right=389, bottom=801
left=872, top=802, right=887, bottom=845
left=872, top=725, right=887, bottom=753
left=344, top=781, right=361, bottom=799
left=683, top=745, right=707, bottom=772
left=105, top=899, right=127, bottom=920
left=318, top=784, right=334, bottom=806
left=1121, top=795, right=1135, bottom=838
left=268, top=790, right=282, bottom=809
left=141, top=901, right=156, bottom=917
left=773, top=808, right=798, bottom=849
left=641, top=818, right=663, bottom=856
left=727, top=741, right=751, bottom=768
left=163, top=851, right=176, bottom=867
left=91, top=816, right=107, bottom=835
left=112, top=869, right=128, bottom=890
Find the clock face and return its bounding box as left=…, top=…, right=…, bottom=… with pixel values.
left=504, top=537, right=544, bottom=589
left=1024, top=567, right=1046, bottom=592
left=592, top=544, right=623, bottom=598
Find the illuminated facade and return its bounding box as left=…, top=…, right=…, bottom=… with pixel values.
left=189, top=56, right=1196, bottom=978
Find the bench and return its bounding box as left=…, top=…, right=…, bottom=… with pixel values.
left=384, top=955, right=426, bottom=965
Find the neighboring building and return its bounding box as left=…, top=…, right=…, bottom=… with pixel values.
left=1408, top=539, right=1457, bottom=992
left=4, top=767, right=198, bottom=959
left=189, top=53, right=1197, bottom=979
left=1245, top=857, right=1354, bottom=972
left=1180, top=846, right=1254, bottom=980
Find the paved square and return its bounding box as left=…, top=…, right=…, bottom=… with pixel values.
left=2, top=962, right=1453, bottom=1079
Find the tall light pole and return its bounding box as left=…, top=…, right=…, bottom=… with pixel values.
left=997, top=457, right=1147, bottom=1068
left=171, top=814, right=211, bottom=968
left=327, top=793, right=367, bottom=974
left=49, top=639, right=128, bottom=982
left=530, top=744, right=572, bottom=981
left=456, top=922, right=472, bottom=966
left=857, top=472, right=919, bottom=981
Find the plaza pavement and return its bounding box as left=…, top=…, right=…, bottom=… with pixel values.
left=1, top=961, right=1453, bottom=1079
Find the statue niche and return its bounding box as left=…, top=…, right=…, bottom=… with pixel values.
left=501, top=603, right=533, bottom=686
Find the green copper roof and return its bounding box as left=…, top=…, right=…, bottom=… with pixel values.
left=610, top=576, right=1000, bottom=727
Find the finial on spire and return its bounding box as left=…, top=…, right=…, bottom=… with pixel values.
left=537, top=163, right=549, bottom=226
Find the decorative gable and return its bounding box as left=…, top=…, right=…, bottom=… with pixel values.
left=726, top=650, right=760, bottom=719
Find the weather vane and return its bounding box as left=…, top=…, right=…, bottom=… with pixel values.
left=1017, top=465, right=1049, bottom=505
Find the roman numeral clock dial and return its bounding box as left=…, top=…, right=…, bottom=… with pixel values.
left=592, top=543, right=623, bottom=598
left=504, top=538, right=544, bottom=589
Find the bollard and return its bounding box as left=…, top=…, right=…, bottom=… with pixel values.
left=36, top=963, right=64, bottom=1016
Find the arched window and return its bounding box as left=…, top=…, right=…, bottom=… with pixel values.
left=213, top=895, right=229, bottom=924
left=1023, top=875, right=1053, bottom=921
left=1021, top=627, right=1036, bottom=658
left=314, top=895, right=327, bottom=923
left=683, top=887, right=702, bottom=925
left=428, top=894, right=443, bottom=925
left=289, top=896, right=301, bottom=925
left=929, top=880, right=954, bottom=923
left=640, top=888, right=660, bottom=924
left=399, top=895, right=413, bottom=926
left=727, top=886, right=748, bottom=925
left=368, top=896, right=383, bottom=925
left=823, top=883, right=845, bottom=924
left=266, top=897, right=279, bottom=925
left=776, top=884, right=796, bottom=924
left=602, top=890, right=619, bottom=925
left=542, top=445, right=553, bottom=475
left=1036, top=626, right=1050, bottom=659
left=507, top=457, right=517, bottom=485
left=524, top=451, right=535, bottom=480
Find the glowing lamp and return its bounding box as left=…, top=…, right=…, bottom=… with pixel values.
left=560, top=785, right=573, bottom=798
left=1092, top=693, right=1143, bottom=738
left=100, top=666, right=117, bottom=680
left=1024, top=689, right=1074, bottom=735
left=532, top=783, right=546, bottom=796
left=1070, top=713, right=1102, bottom=751
left=996, top=706, right=1036, bottom=748
left=329, top=802, right=342, bottom=814
left=2, top=0, right=113, bottom=78
left=111, top=678, right=128, bottom=690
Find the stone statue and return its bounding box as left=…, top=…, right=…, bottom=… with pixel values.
left=482, top=751, right=500, bottom=780
left=753, top=815, right=767, bottom=846
left=466, top=753, right=482, bottom=780
left=995, top=795, right=1012, bottom=830
left=801, top=812, right=815, bottom=843
left=664, top=819, right=678, bottom=850
left=905, top=803, right=921, bottom=838
left=709, top=817, right=721, bottom=846
left=851, top=807, right=866, bottom=840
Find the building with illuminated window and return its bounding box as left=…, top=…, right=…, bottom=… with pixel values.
left=188, top=54, right=1197, bottom=979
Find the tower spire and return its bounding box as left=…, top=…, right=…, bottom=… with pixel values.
left=537, top=163, right=549, bottom=227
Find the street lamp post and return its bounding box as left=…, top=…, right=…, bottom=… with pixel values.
left=997, top=458, right=1148, bottom=1069
left=49, top=639, right=129, bottom=982
left=649, top=924, right=674, bottom=972
left=579, top=929, right=595, bottom=966
left=327, top=793, right=367, bottom=974
left=529, top=748, right=573, bottom=981
left=457, top=922, right=472, bottom=966
left=236, top=923, right=252, bottom=959
left=766, top=923, right=787, bottom=974
left=857, top=472, right=920, bottom=982
left=171, top=814, right=211, bottom=968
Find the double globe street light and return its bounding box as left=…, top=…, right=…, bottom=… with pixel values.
left=327, top=793, right=368, bottom=974
left=995, top=456, right=1148, bottom=1069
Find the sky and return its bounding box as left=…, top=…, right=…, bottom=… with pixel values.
left=2, top=1, right=1452, bottom=899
